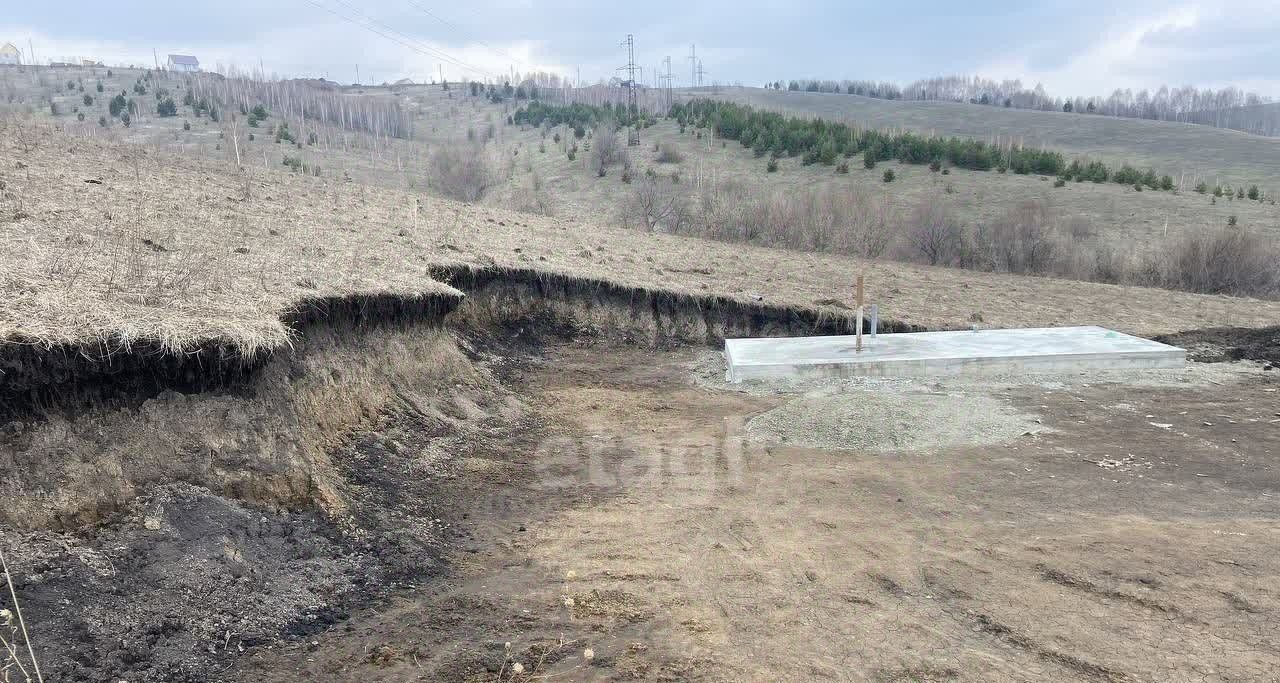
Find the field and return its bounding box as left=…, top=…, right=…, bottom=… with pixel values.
left=2, top=63, right=1280, bottom=683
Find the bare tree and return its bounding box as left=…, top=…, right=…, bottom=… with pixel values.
left=589, top=124, right=626, bottom=176
left=907, top=197, right=962, bottom=265
left=624, top=177, right=687, bottom=232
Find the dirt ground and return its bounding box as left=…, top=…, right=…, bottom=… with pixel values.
left=231, top=341, right=1280, bottom=682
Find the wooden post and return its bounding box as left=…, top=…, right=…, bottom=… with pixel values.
left=855, top=275, right=865, bottom=353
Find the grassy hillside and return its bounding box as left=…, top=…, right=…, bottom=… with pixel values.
left=5, top=65, right=1276, bottom=297
left=695, top=87, right=1280, bottom=189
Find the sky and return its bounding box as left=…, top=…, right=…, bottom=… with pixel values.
left=3, top=1, right=1279, bottom=97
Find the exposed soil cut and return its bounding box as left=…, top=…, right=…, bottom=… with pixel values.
left=4, top=297, right=1280, bottom=682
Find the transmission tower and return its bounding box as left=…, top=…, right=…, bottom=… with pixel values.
left=696, top=59, right=706, bottom=87
left=662, top=55, right=673, bottom=109
left=618, top=34, right=641, bottom=146
left=688, top=44, right=696, bottom=89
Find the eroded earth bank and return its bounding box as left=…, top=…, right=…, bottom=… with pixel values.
left=2, top=281, right=1279, bottom=682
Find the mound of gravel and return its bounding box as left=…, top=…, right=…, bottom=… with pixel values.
left=745, top=390, right=1045, bottom=454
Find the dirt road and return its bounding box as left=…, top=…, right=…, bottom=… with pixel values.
left=236, top=344, right=1280, bottom=682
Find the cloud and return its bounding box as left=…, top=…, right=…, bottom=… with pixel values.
left=0, top=19, right=566, bottom=85
left=972, top=1, right=1280, bottom=97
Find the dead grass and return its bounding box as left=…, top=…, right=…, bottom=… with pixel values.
left=3, top=115, right=1280, bottom=361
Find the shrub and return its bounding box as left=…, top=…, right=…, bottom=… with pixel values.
left=282, top=154, right=303, bottom=172
left=120, top=111, right=131, bottom=127
left=836, top=161, right=849, bottom=174
left=655, top=142, right=684, bottom=164
left=1158, top=226, right=1278, bottom=296
left=108, top=93, right=127, bottom=117
left=427, top=144, right=496, bottom=202
left=96, top=81, right=104, bottom=93
left=589, top=125, right=627, bottom=176
left=157, top=98, right=178, bottom=117
left=83, top=94, right=93, bottom=107
left=77, top=112, right=85, bottom=121
left=1195, top=181, right=1208, bottom=194
left=49, top=101, right=58, bottom=116
left=767, top=158, right=779, bottom=173
left=1228, top=215, right=1238, bottom=226
left=1053, top=178, right=1066, bottom=187
left=98, top=115, right=107, bottom=127
left=183, top=120, right=191, bottom=131
left=1247, top=185, right=1260, bottom=200
left=863, top=154, right=876, bottom=170
left=929, top=160, right=942, bottom=172
left=883, top=169, right=895, bottom=183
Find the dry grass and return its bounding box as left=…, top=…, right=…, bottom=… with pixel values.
left=4, top=116, right=1280, bottom=361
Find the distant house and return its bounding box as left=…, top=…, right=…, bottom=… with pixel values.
left=81, top=59, right=103, bottom=67
left=167, top=54, right=200, bottom=72
left=0, top=43, right=21, bottom=66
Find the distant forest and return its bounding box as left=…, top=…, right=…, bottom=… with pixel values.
left=770, top=76, right=1280, bottom=137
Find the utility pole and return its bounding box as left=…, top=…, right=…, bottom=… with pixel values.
left=153, top=48, right=159, bottom=72
left=618, top=34, right=640, bottom=146
left=438, top=64, right=443, bottom=86
left=355, top=63, right=359, bottom=86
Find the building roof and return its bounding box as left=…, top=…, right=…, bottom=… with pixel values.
left=0, top=43, right=21, bottom=55
left=167, top=54, right=199, bottom=66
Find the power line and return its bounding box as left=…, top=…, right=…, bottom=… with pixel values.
left=300, top=0, right=496, bottom=80
left=403, top=0, right=530, bottom=71
left=327, top=0, right=495, bottom=78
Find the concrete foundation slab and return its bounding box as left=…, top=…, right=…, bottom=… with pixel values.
left=725, top=326, right=1185, bottom=382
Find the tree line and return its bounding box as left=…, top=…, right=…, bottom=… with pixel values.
left=510, top=98, right=1272, bottom=199
left=671, top=99, right=1188, bottom=190
left=770, top=76, right=1279, bottom=137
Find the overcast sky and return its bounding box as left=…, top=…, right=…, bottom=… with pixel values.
left=4, top=1, right=1279, bottom=97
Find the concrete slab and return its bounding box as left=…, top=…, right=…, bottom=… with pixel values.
left=725, top=326, right=1185, bottom=382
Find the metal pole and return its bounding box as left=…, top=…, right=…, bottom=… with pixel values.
left=870, top=303, right=879, bottom=338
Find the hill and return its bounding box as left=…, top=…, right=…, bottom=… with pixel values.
left=1185, top=102, right=1280, bottom=137
left=694, top=87, right=1280, bottom=189
left=5, top=65, right=1277, bottom=301
left=4, top=117, right=1278, bottom=357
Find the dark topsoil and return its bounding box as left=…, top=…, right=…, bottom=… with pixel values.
left=1156, top=325, right=1280, bottom=365
left=0, top=332, right=547, bottom=683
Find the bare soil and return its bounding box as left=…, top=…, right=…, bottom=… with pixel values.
left=228, top=341, right=1280, bottom=682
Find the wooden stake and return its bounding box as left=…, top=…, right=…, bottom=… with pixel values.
left=855, top=274, right=865, bottom=353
